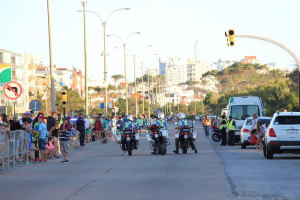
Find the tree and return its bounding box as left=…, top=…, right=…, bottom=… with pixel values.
left=111, top=74, right=124, bottom=84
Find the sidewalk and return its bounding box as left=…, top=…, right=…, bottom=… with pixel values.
left=0, top=123, right=231, bottom=200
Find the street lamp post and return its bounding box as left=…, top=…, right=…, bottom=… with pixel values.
left=108, top=32, right=140, bottom=115
left=47, top=0, right=56, bottom=112
left=77, top=7, right=130, bottom=115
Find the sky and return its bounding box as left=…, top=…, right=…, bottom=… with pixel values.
left=1, top=0, right=300, bottom=81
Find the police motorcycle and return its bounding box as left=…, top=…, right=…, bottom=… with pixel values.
left=174, top=113, right=197, bottom=154
left=211, top=125, right=221, bottom=142
left=117, top=115, right=139, bottom=156
left=146, top=114, right=170, bottom=155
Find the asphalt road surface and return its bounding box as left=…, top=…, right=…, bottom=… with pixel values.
left=1, top=122, right=299, bottom=200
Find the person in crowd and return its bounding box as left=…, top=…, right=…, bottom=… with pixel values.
left=76, top=113, right=86, bottom=147
left=255, top=120, right=265, bottom=151
left=60, top=117, right=71, bottom=163
left=111, top=116, right=117, bottom=139
left=0, top=120, right=10, bottom=165
left=94, top=115, right=102, bottom=141
left=32, top=113, right=43, bottom=161
left=57, top=114, right=63, bottom=126
left=116, top=116, right=123, bottom=139
left=48, top=120, right=60, bottom=154
left=37, top=115, right=48, bottom=163
left=10, top=114, right=22, bottom=131
left=203, top=115, right=211, bottom=139
left=227, top=116, right=236, bottom=146
left=220, top=115, right=227, bottom=146
left=137, top=117, right=143, bottom=134
left=84, top=115, right=91, bottom=143
left=123, top=115, right=128, bottom=123
left=47, top=111, right=56, bottom=132
left=46, top=137, right=58, bottom=159
left=21, top=118, right=33, bottom=164
left=250, top=114, right=258, bottom=136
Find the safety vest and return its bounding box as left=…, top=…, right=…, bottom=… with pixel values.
left=219, top=119, right=227, bottom=129
left=227, top=120, right=235, bottom=131
left=59, top=118, right=63, bottom=126
left=181, top=119, right=189, bottom=127
left=157, top=119, right=166, bottom=129
left=124, top=122, right=133, bottom=129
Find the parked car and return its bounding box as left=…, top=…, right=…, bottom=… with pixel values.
left=264, top=112, right=300, bottom=159
left=240, top=117, right=271, bottom=149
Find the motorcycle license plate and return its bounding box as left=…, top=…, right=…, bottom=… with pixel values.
left=126, top=137, right=130, bottom=141
left=184, top=135, right=188, bottom=139
left=154, top=134, right=158, bottom=138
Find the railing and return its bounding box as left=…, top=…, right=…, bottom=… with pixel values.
left=0, top=130, right=31, bottom=174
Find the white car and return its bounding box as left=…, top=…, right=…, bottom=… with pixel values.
left=240, top=117, right=271, bottom=149
left=264, top=112, right=300, bottom=159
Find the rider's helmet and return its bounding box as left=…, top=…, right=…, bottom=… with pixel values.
left=157, top=113, right=165, bottom=119
left=178, top=113, right=186, bottom=119
left=127, top=115, right=134, bottom=122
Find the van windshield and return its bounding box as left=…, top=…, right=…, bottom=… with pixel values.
left=231, top=105, right=260, bottom=120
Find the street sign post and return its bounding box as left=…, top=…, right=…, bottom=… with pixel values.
left=3, top=81, right=23, bottom=100
left=29, top=100, right=42, bottom=112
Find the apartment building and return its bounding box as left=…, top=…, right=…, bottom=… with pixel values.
left=186, top=58, right=211, bottom=81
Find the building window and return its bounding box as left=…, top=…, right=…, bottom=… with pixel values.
left=193, top=68, right=195, bottom=71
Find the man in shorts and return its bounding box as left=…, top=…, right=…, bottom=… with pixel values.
left=60, top=117, right=71, bottom=163
left=84, top=115, right=91, bottom=143
left=37, top=116, right=48, bottom=163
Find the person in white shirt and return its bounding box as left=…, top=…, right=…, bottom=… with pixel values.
left=111, top=116, right=117, bottom=138
left=84, top=115, right=91, bottom=143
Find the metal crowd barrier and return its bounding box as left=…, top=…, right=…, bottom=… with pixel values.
left=0, top=130, right=31, bottom=174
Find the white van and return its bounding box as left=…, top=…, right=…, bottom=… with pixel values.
left=227, top=96, right=265, bottom=142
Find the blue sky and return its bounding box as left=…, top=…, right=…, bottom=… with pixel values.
left=1, top=0, right=299, bottom=81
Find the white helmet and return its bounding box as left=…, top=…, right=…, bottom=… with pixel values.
left=157, top=113, right=165, bottom=119
left=178, top=113, right=186, bottom=119
left=127, top=115, right=134, bottom=122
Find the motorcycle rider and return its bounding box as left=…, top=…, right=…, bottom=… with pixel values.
left=173, top=113, right=197, bottom=154
left=121, top=115, right=137, bottom=151
left=150, top=113, right=168, bottom=154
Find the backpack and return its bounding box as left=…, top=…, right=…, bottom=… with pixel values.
left=260, top=126, right=266, bottom=136
left=116, top=120, right=123, bottom=130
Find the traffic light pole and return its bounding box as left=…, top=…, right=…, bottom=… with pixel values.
left=235, top=35, right=300, bottom=110
left=63, top=105, right=66, bottom=118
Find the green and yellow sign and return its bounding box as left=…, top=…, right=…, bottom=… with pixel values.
left=0, top=64, right=11, bottom=96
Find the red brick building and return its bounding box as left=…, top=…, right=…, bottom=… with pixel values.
left=71, top=68, right=85, bottom=97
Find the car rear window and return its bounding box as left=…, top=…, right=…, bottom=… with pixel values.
left=274, top=116, right=300, bottom=125
left=246, top=118, right=270, bottom=125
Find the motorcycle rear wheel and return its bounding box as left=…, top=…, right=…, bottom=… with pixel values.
left=183, top=140, right=188, bottom=154
left=212, top=133, right=221, bottom=142
left=127, top=141, right=132, bottom=156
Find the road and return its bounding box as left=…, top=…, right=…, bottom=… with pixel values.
left=210, top=133, right=300, bottom=200
left=0, top=123, right=230, bottom=200
left=1, top=122, right=299, bottom=200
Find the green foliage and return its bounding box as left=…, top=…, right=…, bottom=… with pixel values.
left=203, top=64, right=298, bottom=116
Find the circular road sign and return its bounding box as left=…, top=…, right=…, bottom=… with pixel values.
left=3, top=81, right=23, bottom=100
left=29, top=100, right=42, bottom=112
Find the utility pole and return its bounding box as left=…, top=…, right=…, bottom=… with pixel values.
left=147, top=72, right=150, bottom=116
left=81, top=1, right=88, bottom=115
left=133, top=55, right=137, bottom=116
left=47, top=0, right=56, bottom=112
left=103, top=21, right=108, bottom=116
left=124, top=43, right=128, bottom=115
left=141, top=62, right=144, bottom=114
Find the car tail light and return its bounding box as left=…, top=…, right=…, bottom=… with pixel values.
left=242, top=129, right=250, bottom=132
left=184, top=132, right=188, bottom=135
left=154, top=131, right=157, bottom=134
left=269, top=128, right=277, bottom=137
left=126, top=134, right=130, bottom=137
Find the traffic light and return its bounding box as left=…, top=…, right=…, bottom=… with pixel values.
left=112, top=102, right=115, bottom=112
left=225, top=29, right=235, bottom=46
left=61, top=91, right=67, bottom=105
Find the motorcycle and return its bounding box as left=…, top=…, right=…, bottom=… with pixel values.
left=175, top=121, right=197, bottom=154
left=146, top=124, right=170, bottom=155
left=117, top=128, right=139, bottom=156
left=211, top=125, right=221, bottom=142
